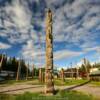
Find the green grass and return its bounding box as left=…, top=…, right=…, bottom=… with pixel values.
left=54, top=79, right=88, bottom=86
left=0, top=79, right=88, bottom=87
left=0, top=90, right=97, bottom=100
left=28, top=79, right=44, bottom=85
left=0, top=94, right=15, bottom=100
left=0, top=80, right=28, bottom=84
left=0, top=79, right=43, bottom=86
left=89, top=81, right=100, bottom=87
left=0, top=79, right=31, bottom=85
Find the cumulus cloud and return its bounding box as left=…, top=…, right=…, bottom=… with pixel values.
left=20, top=39, right=84, bottom=65
left=0, top=0, right=33, bottom=44
left=0, top=0, right=100, bottom=66
left=0, top=42, right=11, bottom=49
left=54, top=49, right=83, bottom=60
left=20, top=39, right=45, bottom=65
left=52, top=0, right=100, bottom=56
left=5, top=0, right=32, bottom=30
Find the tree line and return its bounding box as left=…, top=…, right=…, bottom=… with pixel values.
left=0, top=54, right=40, bottom=80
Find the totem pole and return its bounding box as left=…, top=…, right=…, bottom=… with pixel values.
left=32, top=64, right=34, bottom=79
left=0, top=54, right=3, bottom=72
left=45, top=9, right=55, bottom=94
left=76, top=64, right=79, bottom=79
left=61, top=68, right=65, bottom=82
left=83, top=58, right=90, bottom=80
left=39, top=68, right=42, bottom=82
left=26, top=63, right=29, bottom=80
left=16, top=60, right=20, bottom=81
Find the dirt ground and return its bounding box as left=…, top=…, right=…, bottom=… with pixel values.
left=0, top=82, right=100, bottom=98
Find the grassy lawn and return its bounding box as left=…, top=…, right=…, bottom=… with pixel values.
left=0, top=79, right=32, bottom=85
left=89, top=81, right=100, bottom=87
left=54, top=79, right=88, bottom=86
left=1, top=78, right=100, bottom=88
left=0, top=90, right=96, bottom=100
left=0, top=78, right=88, bottom=86
left=0, top=79, right=44, bottom=86
left=0, top=79, right=31, bottom=84
left=0, top=79, right=99, bottom=100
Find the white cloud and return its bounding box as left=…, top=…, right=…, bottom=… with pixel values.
left=0, top=0, right=100, bottom=66
left=0, top=42, right=11, bottom=49
left=18, top=0, right=100, bottom=65
left=20, top=39, right=45, bottom=65
left=54, top=50, right=83, bottom=60
left=45, top=0, right=65, bottom=8
left=82, top=15, right=100, bottom=30
left=63, top=0, right=88, bottom=18
left=52, top=0, right=100, bottom=59
left=5, top=0, right=32, bottom=30
left=0, top=0, right=33, bottom=44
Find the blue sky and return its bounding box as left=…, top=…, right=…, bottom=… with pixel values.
left=0, top=0, right=100, bottom=68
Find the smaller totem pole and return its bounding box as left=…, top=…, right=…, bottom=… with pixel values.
left=83, top=58, right=90, bottom=80
left=32, top=65, right=34, bottom=79
left=61, top=68, right=65, bottom=82
left=39, top=68, right=42, bottom=82
left=0, top=54, right=3, bottom=72
left=16, top=60, right=21, bottom=81
left=26, top=63, right=29, bottom=80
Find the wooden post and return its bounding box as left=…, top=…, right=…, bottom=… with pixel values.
left=83, top=58, right=89, bottom=80
left=71, top=62, right=73, bottom=79
left=39, top=68, right=42, bottom=82
left=32, top=65, right=34, bottom=79
left=26, top=63, right=29, bottom=80
left=45, top=9, right=55, bottom=94
left=16, top=60, right=20, bottom=81
left=61, top=68, right=65, bottom=82
left=42, top=72, right=44, bottom=83
left=0, top=54, right=3, bottom=72
left=76, top=64, right=79, bottom=79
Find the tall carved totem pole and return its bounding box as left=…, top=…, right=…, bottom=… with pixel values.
left=45, top=9, right=55, bottom=94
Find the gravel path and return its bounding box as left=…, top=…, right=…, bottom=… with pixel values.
left=73, top=85, right=100, bottom=98
left=0, top=84, right=71, bottom=94
left=0, top=84, right=43, bottom=94
left=0, top=82, right=100, bottom=98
